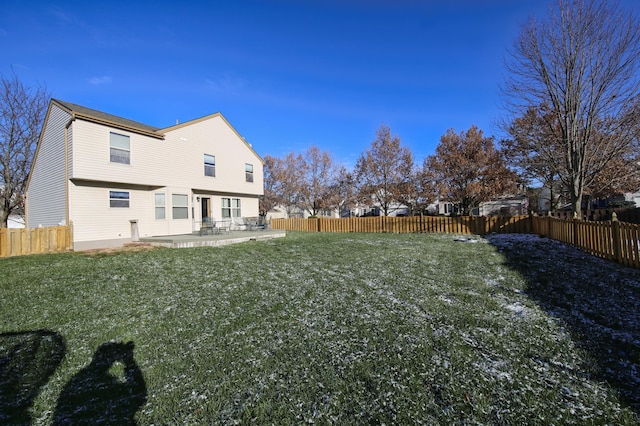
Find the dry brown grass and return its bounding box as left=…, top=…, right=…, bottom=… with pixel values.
left=78, top=242, right=162, bottom=256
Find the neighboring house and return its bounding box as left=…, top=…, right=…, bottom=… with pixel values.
left=479, top=195, right=529, bottom=217
left=425, top=200, right=459, bottom=216
left=350, top=200, right=410, bottom=217
left=7, top=215, right=25, bottom=228
left=264, top=204, right=304, bottom=220
left=265, top=204, right=340, bottom=220
left=594, top=192, right=640, bottom=209
left=425, top=197, right=528, bottom=217
left=26, top=99, right=264, bottom=250
left=624, top=191, right=640, bottom=207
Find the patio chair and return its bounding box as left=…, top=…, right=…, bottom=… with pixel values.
left=244, top=216, right=265, bottom=230
left=199, top=217, right=217, bottom=235
left=231, top=217, right=248, bottom=231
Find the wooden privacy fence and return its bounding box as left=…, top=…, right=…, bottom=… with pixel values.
left=272, top=215, right=640, bottom=269
left=531, top=215, right=640, bottom=268
left=272, top=215, right=533, bottom=235
left=0, top=224, right=73, bottom=258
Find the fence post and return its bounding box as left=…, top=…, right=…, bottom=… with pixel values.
left=482, top=216, right=488, bottom=235
left=0, top=228, right=5, bottom=257
left=611, top=212, right=623, bottom=263
left=573, top=213, right=580, bottom=248
left=472, top=216, right=486, bottom=235
left=69, top=221, right=74, bottom=251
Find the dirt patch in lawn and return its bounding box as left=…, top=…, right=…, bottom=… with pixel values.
left=79, top=242, right=162, bottom=256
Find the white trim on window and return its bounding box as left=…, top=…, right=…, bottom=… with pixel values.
left=109, top=190, right=130, bottom=208
left=172, top=194, right=189, bottom=219
left=245, top=163, right=253, bottom=183
left=110, top=132, right=130, bottom=164
left=155, top=193, right=166, bottom=220
left=204, top=154, right=215, bottom=177
left=222, top=197, right=241, bottom=218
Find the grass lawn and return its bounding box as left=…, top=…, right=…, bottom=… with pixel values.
left=1, top=232, right=639, bottom=424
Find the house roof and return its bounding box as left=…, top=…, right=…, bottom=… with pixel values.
left=53, top=99, right=162, bottom=138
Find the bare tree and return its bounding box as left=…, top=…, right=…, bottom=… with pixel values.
left=412, top=165, right=438, bottom=215
left=502, top=104, right=563, bottom=187
left=333, top=165, right=358, bottom=217
left=395, top=167, right=425, bottom=216
left=260, top=155, right=281, bottom=217
left=0, top=72, right=49, bottom=227
left=425, top=126, right=517, bottom=216
left=503, top=0, right=640, bottom=216
left=271, top=152, right=306, bottom=218
left=586, top=150, right=640, bottom=199
left=501, top=104, right=566, bottom=211
left=354, top=124, right=414, bottom=216
left=299, top=145, right=338, bottom=217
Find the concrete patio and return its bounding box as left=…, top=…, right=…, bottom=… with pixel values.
left=139, top=229, right=286, bottom=249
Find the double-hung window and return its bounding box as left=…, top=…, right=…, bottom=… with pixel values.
left=204, top=154, right=215, bottom=177
left=222, top=198, right=241, bottom=218
left=232, top=198, right=241, bottom=217
left=221, top=198, right=231, bottom=218
left=245, top=163, right=253, bottom=182
left=172, top=194, right=189, bottom=219
left=110, top=132, right=130, bottom=164
left=109, top=191, right=130, bottom=208
left=155, top=193, right=166, bottom=219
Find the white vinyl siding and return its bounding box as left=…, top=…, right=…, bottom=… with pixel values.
left=70, top=115, right=263, bottom=195
left=69, top=183, right=195, bottom=246
left=26, top=105, right=70, bottom=227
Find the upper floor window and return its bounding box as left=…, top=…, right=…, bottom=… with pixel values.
left=204, top=154, right=215, bottom=177
left=245, top=163, right=253, bottom=183
left=172, top=194, right=189, bottom=219
left=110, top=132, right=130, bottom=164
left=109, top=190, right=130, bottom=208
left=155, top=193, right=165, bottom=220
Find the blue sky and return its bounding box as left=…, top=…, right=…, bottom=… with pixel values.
left=3, top=1, right=638, bottom=167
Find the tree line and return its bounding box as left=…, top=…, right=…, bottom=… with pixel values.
left=261, top=124, right=519, bottom=218
left=2, top=0, right=640, bottom=226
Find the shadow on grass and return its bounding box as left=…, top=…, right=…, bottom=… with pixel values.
left=53, top=341, right=147, bottom=425
left=486, top=234, right=640, bottom=416
left=1, top=331, right=146, bottom=424
left=0, top=330, right=66, bottom=424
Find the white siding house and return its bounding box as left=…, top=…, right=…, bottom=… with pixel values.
left=26, top=99, right=264, bottom=250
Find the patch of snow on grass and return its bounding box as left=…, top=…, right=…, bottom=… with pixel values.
left=504, top=301, right=529, bottom=318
